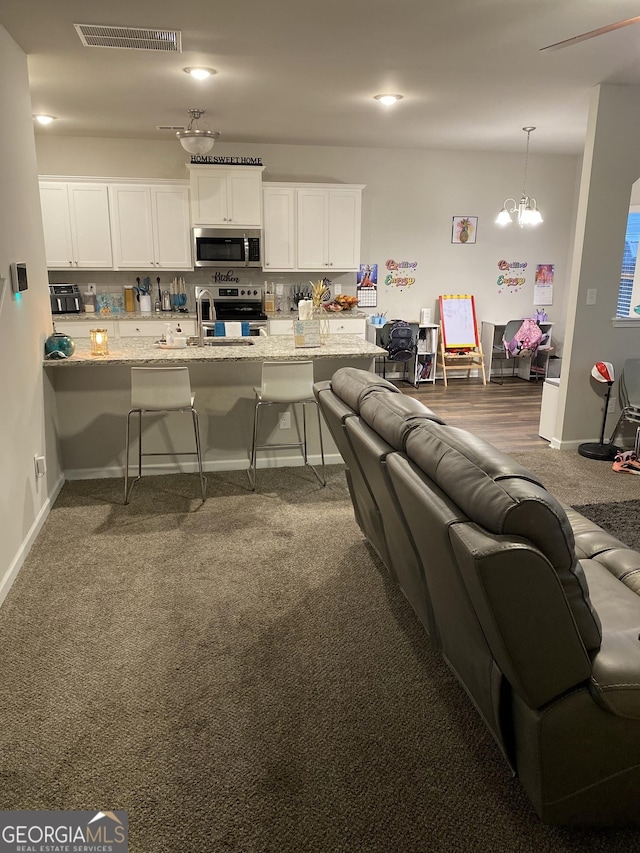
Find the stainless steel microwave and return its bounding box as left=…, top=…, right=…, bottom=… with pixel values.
left=192, top=228, right=262, bottom=268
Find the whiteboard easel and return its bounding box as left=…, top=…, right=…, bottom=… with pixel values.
left=436, top=294, right=486, bottom=386
left=438, top=294, right=479, bottom=350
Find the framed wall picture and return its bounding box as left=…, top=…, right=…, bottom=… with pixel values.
left=451, top=216, right=478, bottom=244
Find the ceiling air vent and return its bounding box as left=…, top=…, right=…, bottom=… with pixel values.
left=74, top=24, right=182, bottom=52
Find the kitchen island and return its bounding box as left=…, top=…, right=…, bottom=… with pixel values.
left=44, top=335, right=386, bottom=480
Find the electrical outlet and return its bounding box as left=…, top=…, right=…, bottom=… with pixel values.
left=34, top=454, right=46, bottom=478
left=279, top=412, right=291, bottom=430
left=87, top=283, right=97, bottom=295
left=586, top=288, right=597, bottom=305
left=607, top=395, right=617, bottom=414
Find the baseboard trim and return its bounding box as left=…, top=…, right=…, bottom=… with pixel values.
left=0, top=473, right=65, bottom=608
left=552, top=438, right=596, bottom=451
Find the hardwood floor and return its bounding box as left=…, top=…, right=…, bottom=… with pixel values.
left=396, top=376, right=548, bottom=452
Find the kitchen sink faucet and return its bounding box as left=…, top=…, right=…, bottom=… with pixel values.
left=195, top=287, right=216, bottom=346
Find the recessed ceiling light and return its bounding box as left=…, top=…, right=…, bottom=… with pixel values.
left=374, top=94, right=403, bottom=106
left=33, top=114, right=56, bottom=125
left=183, top=67, right=217, bottom=80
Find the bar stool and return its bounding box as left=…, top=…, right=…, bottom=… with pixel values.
left=124, top=367, right=206, bottom=504
left=248, top=360, right=326, bottom=491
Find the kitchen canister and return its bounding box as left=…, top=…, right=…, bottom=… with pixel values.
left=124, top=286, right=135, bottom=312
left=139, top=293, right=152, bottom=314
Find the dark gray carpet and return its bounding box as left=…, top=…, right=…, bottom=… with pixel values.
left=1, top=466, right=639, bottom=852
left=573, top=500, right=640, bottom=552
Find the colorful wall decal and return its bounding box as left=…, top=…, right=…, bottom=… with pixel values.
left=496, top=260, right=527, bottom=294
left=385, top=259, right=417, bottom=288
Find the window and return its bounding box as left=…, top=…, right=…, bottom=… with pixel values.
left=617, top=208, right=640, bottom=317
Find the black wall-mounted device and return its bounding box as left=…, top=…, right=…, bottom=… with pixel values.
left=10, top=262, right=28, bottom=293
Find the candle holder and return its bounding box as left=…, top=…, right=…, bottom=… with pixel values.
left=90, top=328, right=109, bottom=356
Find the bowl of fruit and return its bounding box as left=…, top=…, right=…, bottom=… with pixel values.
left=324, top=294, right=359, bottom=312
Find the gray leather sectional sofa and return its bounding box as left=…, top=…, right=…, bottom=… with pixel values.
left=314, top=367, right=640, bottom=827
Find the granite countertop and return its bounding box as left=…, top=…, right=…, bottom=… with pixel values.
left=43, top=335, right=386, bottom=366
left=52, top=311, right=198, bottom=322
left=53, top=310, right=369, bottom=322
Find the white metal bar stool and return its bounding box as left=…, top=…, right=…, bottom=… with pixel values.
left=124, top=367, right=207, bottom=504
left=248, top=360, right=326, bottom=491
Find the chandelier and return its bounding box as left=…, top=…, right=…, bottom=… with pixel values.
left=176, top=109, right=220, bottom=155
left=496, top=127, right=543, bottom=228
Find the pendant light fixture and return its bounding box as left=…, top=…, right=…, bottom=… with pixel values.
left=496, top=127, right=543, bottom=227
left=176, top=108, right=220, bottom=155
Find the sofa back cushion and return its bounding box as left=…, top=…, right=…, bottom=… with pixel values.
left=330, top=367, right=399, bottom=413
left=404, top=421, right=602, bottom=652
left=344, top=416, right=436, bottom=636
left=314, top=380, right=390, bottom=568
left=359, top=390, right=444, bottom=451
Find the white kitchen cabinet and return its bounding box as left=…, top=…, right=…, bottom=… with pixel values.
left=327, top=316, right=366, bottom=339
left=262, top=186, right=296, bottom=270
left=262, top=182, right=364, bottom=272
left=188, top=166, right=264, bottom=227
left=118, top=318, right=195, bottom=338
left=267, top=315, right=365, bottom=338
left=267, top=318, right=296, bottom=336
left=109, top=183, right=192, bottom=270
left=39, top=181, right=113, bottom=269
left=297, top=186, right=363, bottom=271
left=52, top=320, right=117, bottom=339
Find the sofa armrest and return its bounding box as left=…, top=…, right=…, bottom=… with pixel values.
left=450, top=522, right=592, bottom=709
left=582, top=559, right=640, bottom=719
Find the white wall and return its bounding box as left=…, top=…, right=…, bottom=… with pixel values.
left=558, top=85, right=640, bottom=447
left=36, top=137, right=580, bottom=355
left=0, top=27, right=63, bottom=605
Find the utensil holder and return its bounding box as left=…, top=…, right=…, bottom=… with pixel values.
left=139, top=294, right=152, bottom=314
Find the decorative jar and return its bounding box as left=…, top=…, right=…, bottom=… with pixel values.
left=44, top=329, right=75, bottom=360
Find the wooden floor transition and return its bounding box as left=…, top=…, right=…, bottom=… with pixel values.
left=396, top=375, right=548, bottom=452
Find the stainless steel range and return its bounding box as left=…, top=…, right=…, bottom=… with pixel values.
left=200, top=285, right=267, bottom=335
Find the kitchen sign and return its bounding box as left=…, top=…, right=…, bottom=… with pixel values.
left=190, top=155, right=264, bottom=166
left=212, top=270, right=240, bottom=283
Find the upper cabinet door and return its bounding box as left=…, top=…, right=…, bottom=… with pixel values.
left=188, top=166, right=264, bottom=227
left=151, top=186, right=192, bottom=269
left=263, top=187, right=296, bottom=270
left=190, top=173, right=228, bottom=225
left=109, top=184, right=192, bottom=270
left=109, top=185, right=155, bottom=268
left=294, top=186, right=363, bottom=271
left=297, top=189, right=329, bottom=270
left=226, top=171, right=262, bottom=226
left=39, top=183, right=74, bottom=268
left=39, top=182, right=112, bottom=269
left=66, top=184, right=113, bottom=268
left=327, top=189, right=362, bottom=270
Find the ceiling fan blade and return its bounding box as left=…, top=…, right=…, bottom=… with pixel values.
left=540, top=15, right=640, bottom=51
